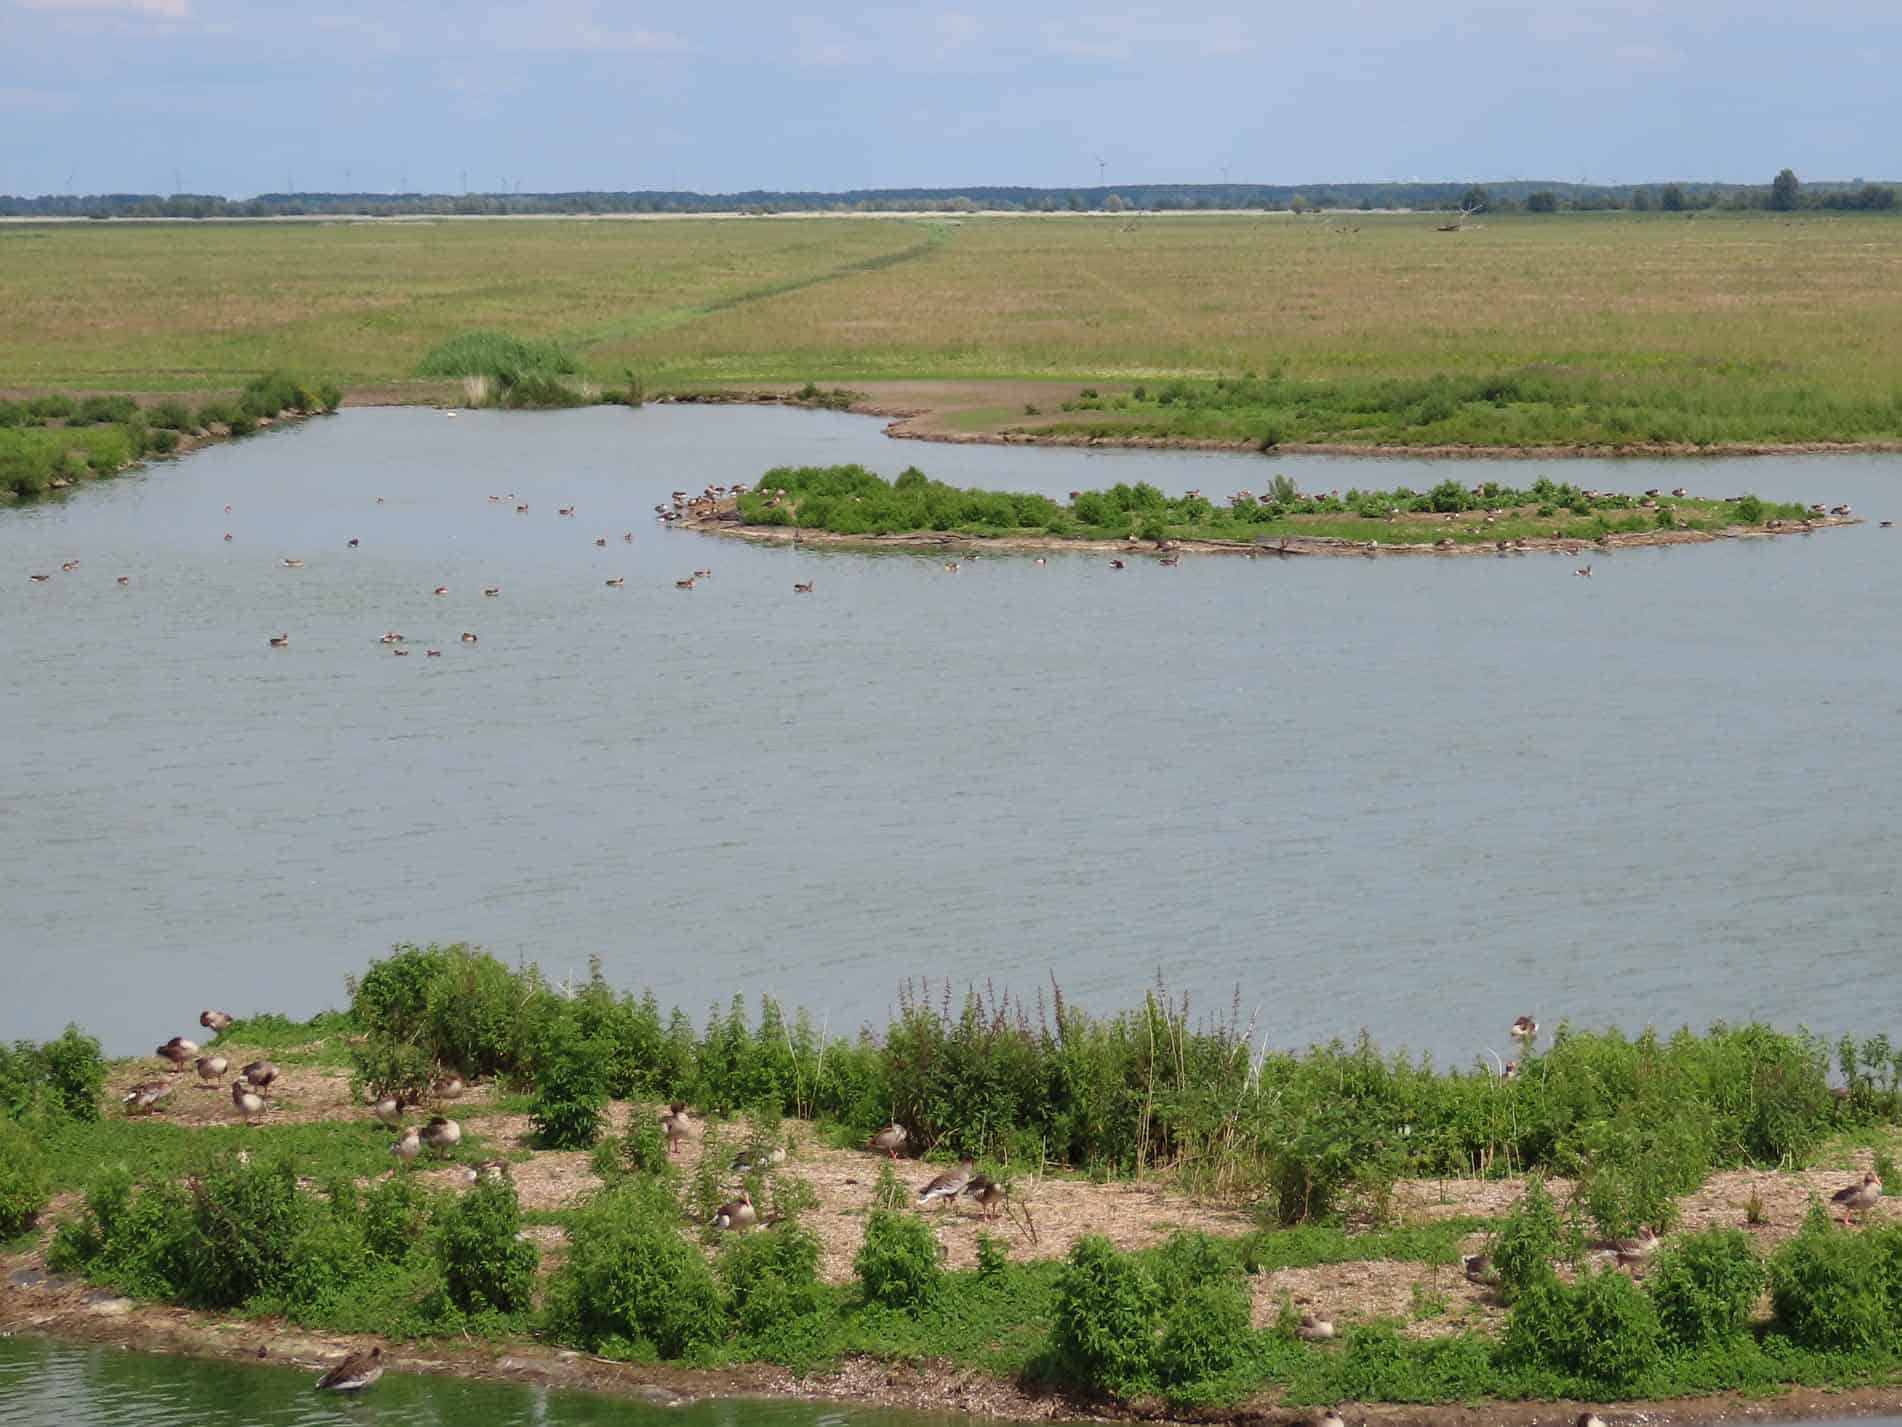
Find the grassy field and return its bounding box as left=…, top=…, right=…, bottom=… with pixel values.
left=2, top=211, right=1900, bottom=447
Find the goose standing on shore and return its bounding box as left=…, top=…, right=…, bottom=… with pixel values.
left=917, top=1159, right=975, bottom=1209
left=660, top=1102, right=697, bottom=1155
left=868, top=1123, right=908, bottom=1160
left=240, top=1060, right=279, bottom=1093
left=231, top=1080, right=266, bottom=1124
left=1833, top=1171, right=1881, bottom=1220
left=157, top=1037, right=199, bottom=1072
left=963, top=1173, right=1007, bottom=1220
left=194, top=1055, right=228, bottom=1087
left=314, top=1347, right=384, bottom=1393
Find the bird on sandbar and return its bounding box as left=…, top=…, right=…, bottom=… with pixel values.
left=868, top=1123, right=908, bottom=1160
left=659, top=1102, right=697, bottom=1154
left=122, top=1080, right=175, bottom=1115
left=390, top=1126, right=422, bottom=1164
left=420, top=1116, right=462, bottom=1154
left=195, top=1055, right=229, bottom=1087
left=200, top=1009, right=234, bottom=1033
left=1296, top=1312, right=1335, bottom=1341
left=963, top=1173, right=1008, bottom=1220
left=157, top=1037, right=199, bottom=1073
left=917, top=1158, right=975, bottom=1209
left=231, top=1080, right=266, bottom=1124
left=1833, top=1170, right=1882, bottom=1220
left=240, top=1059, right=279, bottom=1092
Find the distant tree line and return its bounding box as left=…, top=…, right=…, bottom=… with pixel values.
left=1, top=174, right=1894, bottom=221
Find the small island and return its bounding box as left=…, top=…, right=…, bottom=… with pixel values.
left=680, top=465, right=1856, bottom=557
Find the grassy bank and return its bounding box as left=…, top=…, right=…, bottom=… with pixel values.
left=8, top=944, right=1902, bottom=1415
left=732, top=463, right=1815, bottom=547
left=0, top=373, right=340, bottom=499
left=2, top=212, right=1900, bottom=449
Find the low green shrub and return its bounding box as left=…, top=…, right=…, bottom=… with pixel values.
left=545, top=1179, right=725, bottom=1358
left=855, top=1209, right=942, bottom=1312
left=194, top=399, right=239, bottom=430
left=1647, top=1228, right=1766, bottom=1348
left=0, top=1119, right=51, bottom=1236
left=1491, top=1175, right=1569, bottom=1300
left=362, top=1174, right=433, bottom=1263
left=1504, top=1265, right=1662, bottom=1389
left=0, top=1024, right=105, bottom=1122
left=432, top=1177, right=537, bottom=1315
left=347, top=1033, right=435, bottom=1106
left=1770, top=1206, right=1890, bottom=1351
left=149, top=399, right=192, bottom=430
left=73, top=395, right=136, bottom=425
left=27, top=394, right=75, bottom=419
left=723, top=1222, right=832, bottom=1368
left=1051, top=1234, right=1161, bottom=1396
left=531, top=1024, right=608, bottom=1149
left=1155, top=1277, right=1253, bottom=1401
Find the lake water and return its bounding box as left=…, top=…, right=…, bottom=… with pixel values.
left=0, top=1336, right=963, bottom=1427
left=3, top=405, right=1899, bottom=1064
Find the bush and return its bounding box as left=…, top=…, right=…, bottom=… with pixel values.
left=1051, top=1234, right=1161, bottom=1397
left=854, top=1209, right=941, bottom=1312
left=531, top=1025, right=609, bottom=1149
left=362, top=1174, right=433, bottom=1263
left=149, top=399, right=192, bottom=431
left=145, top=428, right=180, bottom=455
left=27, top=395, right=75, bottom=420
left=433, top=1178, right=537, bottom=1315
left=0, top=1119, right=51, bottom=1236
left=1733, top=494, right=1766, bottom=524
left=1493, top=1175, right=1567, bottom=1301
left=1770, top=1206, right=1890, bottom=1351
left=1504, top=1266, right=1662, bottom=1389
left=723, top=1223, right=832, bottom=1368
left=194, top=399, right=239, bottom=430
left=416, top=332, right=578, bottom=381
left=546, top=1180, right=726, bottom=1358
left=348, top=1033, right=435, bottom=1106
left=1647, top=1228, right=1766, bottom=1348
left=1, top=1025, right=106, bottom=1122
left=173, top=1153, right=306, bottom=1307
left=1154, top=1278, right=1253, bottom=1401
left=227, top=411, right=257, bottom=437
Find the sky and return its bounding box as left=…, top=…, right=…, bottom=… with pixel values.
left=1, top=0, right=1897, bottom=197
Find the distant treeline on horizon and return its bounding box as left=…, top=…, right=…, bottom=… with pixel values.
left=3, top=176, right=1898, bottom=220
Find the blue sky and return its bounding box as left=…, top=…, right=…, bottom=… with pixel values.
left=2, top=0, right=1896, bottom=197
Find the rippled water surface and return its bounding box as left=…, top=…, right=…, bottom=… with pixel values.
left=0, top=1336, right=961, bottom=1427
left=4, top=405, right=1899, bottom=1059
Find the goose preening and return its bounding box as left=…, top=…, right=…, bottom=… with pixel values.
left=420, top=1116, right=462, bottom=1153
left=372, top=1094, right=409, bottom=1127
left=391, top=1126, right=422, bottom=1164
left=461, top=632, right=478, bottom=643
left=964, top=1174, right=1007, bottom=1219
left=200, top=1009, right=234, bottom=1033
left=1319, top=1413, right=1347, bottom=1427
left=1462, top=1253, right=1496, bottom=1284
left=240, top=1060, right=279, bottom=1092
left=1510, top=1016, right=1539, bottom=1042
left=1833, top=1170, right=1881, bottom=1219
left=605, top=577, right=625, bottom=587
left=792, top=581, right=814, bottom=594
left=464, top=1159, right=509, bottom=1184
left=268, top=634, right=289, bottom=647
left=868, top=1123, right=908, bottom=1160
left=1577, top=1416, right=1607, bottom=1427
left=314, top=1346, right=384, bottom=1393
left=660, top=1102, right=697, bottom=1154
left=195, top=1055, right=229, bottom=1086
left=122, top=1080, right=175, bottom=1114
left=432, top=1074, right=465, bottom=1102
left=224, top=533, right=233, bottom=542
left=231, top=1080, right=266, bottom=1124
left=917, top=1158, right=975, bottom=1208
left=711, top=1189, right=757, bottom=1231
left=943, top=562, right=960, bottom=573
left=158, top=1037, right=199, bottom=1072
left=1296, top=1313, right=1335, bottom=1342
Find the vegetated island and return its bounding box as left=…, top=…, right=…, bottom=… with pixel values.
left=7, top=942, right=1902, bottom=1425
left=678, top=463, right=1855, bottom=558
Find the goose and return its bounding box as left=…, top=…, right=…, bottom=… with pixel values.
left=28, top=574, right=51, bottom=582
left=792, top=581, right=814, bottom=594
left=378, top=631, right=404, bottom=644
left=392, top=646, right=409, bottom=656
left=675, top=577, right=696, bottom=590
left=314, top=1347, right=383, bottom=1393
left=231, top=1081, right=266, bottom=1124
left=1296, top=1312, right=1335, bottom=1341
left=1577, top=1416, right=1607, bottom=1427
left=1034, top=557, right=1047, bottom=566
left=1832, top=1171, right=1881, bottom=1218
left=1462, top=1253, right=1496, bottom=1284
left=158, top=1037, right=199, bottom=1072
left=268, top=634, right=289, bottom=647
left=483, top=586, right=500, bottom=597
left=1510, top=1016, right=1539, bottom=1041
left=515, top=504, right=529, bottom=513
left=1882, top=521, right=1894, bottom=529
left=423, top=648, right=441, bottom=657
left=199, top=1009, right=234, bottom=1033
left=1501, top=1060, right=1519, bottom=1082
left=464, top=1159, right=509, bottom=1184
left=432, top=1074, right=465, bottom=1101
left=195, top=1055, right=229, bottom=1086
left=659, top=1102, right=697, bottom=1154
left=347, top=538, right=360, bottom=548
left=623, top=531, right=634, bottom=543
left=732, top=1145, right=787, bottom=1173
left=391, top=1126, right=422, bottom=1164
left=460, top=632, right=478, bottom=643
left=917, top=1158, right=975, bottom=1208
left=371, top=1094, right=408, bottom=1127
left=122, top=1080, right=175, bottom=1114
left=432, top=585, right=448, bottom=596
left=224, top=533, right=233, bottom=541
left=1574, top=565, right=1592, bottom=578
left=693, top=568, right=712, bottom=579
left=281, top=558, right=304, bottom=568
left=1319, top=1413, right=1347, bottom=1427
left=558, top=506, right=576, bottom=517
left=116, top=575, right=130, bottom=585
left=943, top=562, right=960, bottom=573
left=711, top=1189, right=757, bottom=1231
left=868, top=1123, right=908, bottom=1160
left=62, top=560, right=81, bottom=571
left=964, top=1174, right=1007, bottom=1219
left=595, top=537, right=607, bottom=547
left=605, top=577, right=625, bottom=587
left=1611, top=1226, right=1660, bottom=1264
left=240, top=1059, right=279, bottom=1092
left=420, top=1116, right=462, bottom=1153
